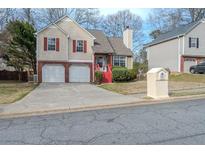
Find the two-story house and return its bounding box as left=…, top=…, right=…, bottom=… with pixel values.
left=36, top=15, right=133, bottom=83
left=145, top=19, right=205, bottom=73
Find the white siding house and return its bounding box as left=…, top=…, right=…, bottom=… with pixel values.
left=145, top=19, right=205, bottom=73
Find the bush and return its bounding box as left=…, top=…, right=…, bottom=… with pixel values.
left=112, top=67, right=136, bottom=82
left=164, top=68, right=171, bottom=74
left=95, top=71, right=103, bottom=84
left=133, top=62, right=148, bottom=73
left=112, top=66, right=127, bottom=70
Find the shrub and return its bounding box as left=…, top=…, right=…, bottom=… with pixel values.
left=164, top=68, right=171, bottom=74
left=95, top=71, right=103, bottom=84
left=112, top=66, right=127, bottom=71
left=112, top=67, right=136, bottom=82
left=133, top=62, right=148, bottom=73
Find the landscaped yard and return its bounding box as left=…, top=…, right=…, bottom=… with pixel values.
left=0, top=81, right=38, bottom=104
left=99, top=73, right=205, bottom=97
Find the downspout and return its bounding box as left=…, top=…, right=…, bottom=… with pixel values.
left=183, top=36, right=185, bottom=55
left=92, top=40, right=95, bottom=82
left=178, top=36, right=181, bottom=72
left=34, top=33, right=38, bottom=81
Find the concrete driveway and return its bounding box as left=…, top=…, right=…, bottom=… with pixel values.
left=0, top=83, right=138, bottom=117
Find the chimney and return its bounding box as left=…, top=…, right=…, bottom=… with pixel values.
left=123, top=26, right=133, bottom=50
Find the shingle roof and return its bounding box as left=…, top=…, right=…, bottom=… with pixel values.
left=107, top=37, right=133, bottom=56
left=87, top=29, right=114, bottom=54
left=88, top=29, right=133, bottom=56
left=145, top=21, right=200, bottom=47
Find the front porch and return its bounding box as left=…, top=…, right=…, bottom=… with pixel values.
left=94, top=54, right=112, bottom=83
left=94, top=54, right=112, bottom=72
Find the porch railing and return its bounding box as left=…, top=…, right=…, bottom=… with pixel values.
left=95, top=64, right=112, bottom=72
left=95, top=64, right=112, bottom=83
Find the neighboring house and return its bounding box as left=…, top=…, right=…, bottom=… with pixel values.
left=145, top=19, right=205, bottom=73
left=36, top=15, right=133, bottom=83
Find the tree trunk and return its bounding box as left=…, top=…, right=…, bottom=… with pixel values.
left=18, top=72, right=22, bottom=81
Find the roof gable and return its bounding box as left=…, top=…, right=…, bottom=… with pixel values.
left=88, top=29, right=133, bottom=56
left=36, top=15, right=95, bottom=39
left=108, top=37, right=133, bottom=56
left=87, top=29, right=114, bottom=53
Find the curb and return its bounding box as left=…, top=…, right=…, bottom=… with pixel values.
left=1, top=94, right=205, bottom=119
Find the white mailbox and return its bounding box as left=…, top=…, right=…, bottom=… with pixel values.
left=147, top=68, right=169, bottom=99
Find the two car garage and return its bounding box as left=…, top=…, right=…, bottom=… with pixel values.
left=42, top=64, right=91, bottom=83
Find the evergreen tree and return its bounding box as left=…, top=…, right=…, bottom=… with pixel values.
left=5, top=20, right=36, bottom=80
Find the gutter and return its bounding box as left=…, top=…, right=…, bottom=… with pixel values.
left=144, top=34, right=184, bottom=48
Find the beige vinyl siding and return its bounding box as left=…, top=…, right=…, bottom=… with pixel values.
left=58, top=19, right=94, bottom=61
left=38, top=26, right=68, bottom=61
left=184, top=22, right=205, bottom=56
left=147, top=38, right=179, bottom=72
left=37, top=17, right=94, bottom=62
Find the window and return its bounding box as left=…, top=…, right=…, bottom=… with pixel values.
left=76, top=40, right=84, bottom=52
left=189, top=37, right=198, bottom=48
left=48, top=38, right=56, bottom=51
left=113, top=56, right=126, bottom=67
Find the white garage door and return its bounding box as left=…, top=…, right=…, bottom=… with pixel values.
left=184, top=58, right=197, bottom=73
left=69, top=65, right=90, bottom=82
left=42, top=64, right=65, bottom=82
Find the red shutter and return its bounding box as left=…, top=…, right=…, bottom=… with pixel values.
left=44, top=37, right=47, bottom=51
left=56, top=38, right=60, bottom=51
left=84, top=40, right=87, bottom=53
left=73, top=40, right=76, bottom=53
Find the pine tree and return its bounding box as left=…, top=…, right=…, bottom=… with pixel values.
left=5, top=20, right=36, bottom=80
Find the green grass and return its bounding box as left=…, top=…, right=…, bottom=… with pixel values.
left=0, top=81, right=38, bottom=104
left=99, top=73, right=205, bottom=96
left=170, top=73, right=205, bottom=83
left=99, top=83, right=128, bottom=94
left=99, top=81, right=146, bottom=95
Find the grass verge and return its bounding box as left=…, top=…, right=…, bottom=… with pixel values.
left=0, top=81, right=38, bottom=104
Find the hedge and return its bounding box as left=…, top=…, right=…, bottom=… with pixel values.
left=112, top=66, right=136, bottom=82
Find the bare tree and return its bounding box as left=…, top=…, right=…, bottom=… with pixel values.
left=0, top=8, right=16, bottom=31
left=184, top=8, right=205, bottom=22
left=148, top=8, right=186, bottom=33
left=148, top=8, right=205, bottom=38
left=101, top=9, right=144, bottom=51
left=72, top=8, right=101, bottom=29
left=44, top=8, right=71, bottom=22
left=34, top=8, right=101, bottom=30
left=149, top=29, right=161, bottom=39
left=20, top=8, right=35, bottom=26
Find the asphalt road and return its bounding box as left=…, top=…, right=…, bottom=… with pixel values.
left=1, top=99, right=205, bottom=144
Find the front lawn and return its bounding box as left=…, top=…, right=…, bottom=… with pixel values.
left=170, top=73, right=205, bottom=83
left=99, top=73, right=205, bottom=95
left=0, top=81, right=38, bottom=104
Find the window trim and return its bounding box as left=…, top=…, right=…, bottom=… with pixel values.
left=113, top=55, right=126, bottom=67
left=76, top=40, right=84, bottom=52
left=47, top=37, right=56, bottom=51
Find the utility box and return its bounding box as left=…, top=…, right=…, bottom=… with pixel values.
left=147, top=68, right=169, bottom=99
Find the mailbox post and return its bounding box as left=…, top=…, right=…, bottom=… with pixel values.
left=147, top=68, right=169, bottom=99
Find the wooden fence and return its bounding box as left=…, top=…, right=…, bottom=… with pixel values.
left=0, top=70, right=28, bottom=81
